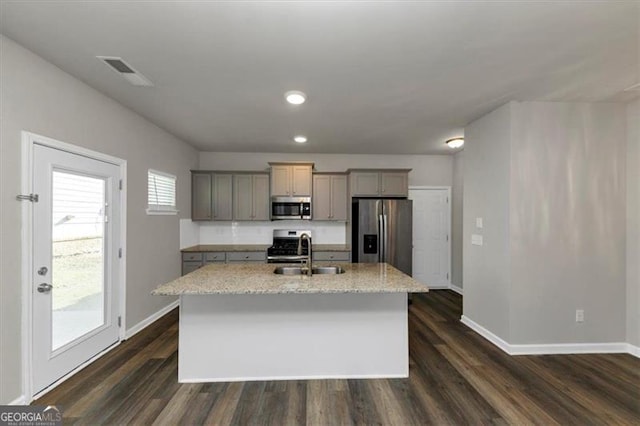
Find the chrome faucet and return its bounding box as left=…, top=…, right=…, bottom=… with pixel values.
left=297, top=233, right=312, bottom=276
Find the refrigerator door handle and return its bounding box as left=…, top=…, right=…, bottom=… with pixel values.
left=378, top=214, right=384, bottom=262
left=383, top=214, right=388, bottom=264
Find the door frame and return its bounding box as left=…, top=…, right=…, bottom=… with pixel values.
left=408, top=186, right=452, bottom=289
left=20, top=131, right=127, bottom=402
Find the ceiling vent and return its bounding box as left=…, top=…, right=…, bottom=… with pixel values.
left=97, top=56, right=153, bottom=87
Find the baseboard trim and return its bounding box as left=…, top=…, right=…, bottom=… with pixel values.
left=461, top=315, right=637, bottom=356
left=7, top=395, right=26, bottom=405
left=179, top=373, right=408, bottom=383
left=508, top=342, right=630, bottom=355
left=460, top=315, right=512, bottom=354
left=125, top=299, right=179, bottom=340
left=449, top=284, right=463, bottom=295
left=428, top=285, right=450, bottom=290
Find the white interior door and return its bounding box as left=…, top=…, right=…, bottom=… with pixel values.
left=409, top=188, right=450, bottom=288
left=32, top=143, right=121, bottom=394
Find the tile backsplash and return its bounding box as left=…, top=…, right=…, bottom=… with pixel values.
left=180, top=219, right=347, bottom=248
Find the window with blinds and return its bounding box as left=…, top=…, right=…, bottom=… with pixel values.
left=147, top=169, right=178, bottom=214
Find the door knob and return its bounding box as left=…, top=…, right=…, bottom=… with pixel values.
left=37, top=283, right=53, bottom=293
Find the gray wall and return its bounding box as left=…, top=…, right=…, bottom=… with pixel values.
left=0, top=36, right=198, bottom=403
left=451, top=151, right=464, bottom=288
left=509, top=102, right=626, bottom=344
left=199, top=152, right=453, bottom=187
left=463, top=100, right=628, bottom=345
left=463, top=103, right=513, bottom=341
left=627, top=99, right=640, bottom=347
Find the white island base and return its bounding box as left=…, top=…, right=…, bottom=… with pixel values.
left=178, top=292, right=409, bottom=383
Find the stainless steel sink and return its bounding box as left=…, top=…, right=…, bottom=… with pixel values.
left=273, top=266, right=305, bottom=275
left=273, top=266, right=345, bottom=275
left=312, top=266, right=345, bottom=274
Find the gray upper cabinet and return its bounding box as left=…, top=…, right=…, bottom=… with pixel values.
left=233, top=174, right=269, bottom=221
left=313, top=174, right=347, bottom=221
left=252, top=174, right=270, bottom=220
left=350, top=172, right=380, bottom=197
left=192, top=173, right=212, bottom=220
left=191, top=172, right=233, bottom=221
left=291, top=165, right=312, bottom=196
left=269, top=163, right=313, bottom=197
left=270, top=165, right=291, bottom=196
left=233, top=175, right=253, bottom=220
left=331, top=175, right=348, bottom=220
left=349, top=170, right=410, bottom=197
left=212, top=174, right=233, bottom=220
left=380, top=172, right=408, bottom=197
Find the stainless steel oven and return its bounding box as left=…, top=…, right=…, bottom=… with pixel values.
left=271, top=197, right=311, bottom=220
left=267, top=230, right=311, bottom=263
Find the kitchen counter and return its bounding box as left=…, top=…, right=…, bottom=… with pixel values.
left=180, top=244, right=270, bottom=252
left=180, top=243, right=350, bottom=252
left=155, top=262, right=425, bottom=383
left=153, top=262, right=427, bottom=295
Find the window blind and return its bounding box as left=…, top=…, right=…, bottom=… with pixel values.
left=147, top=169, right=177, bottom=214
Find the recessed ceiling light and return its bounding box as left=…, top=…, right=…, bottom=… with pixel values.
left=446, top=138, right=464, bottom=149
left=285, top=90, right=307, bottom=105
left=294, top=135, right=308, bottom=143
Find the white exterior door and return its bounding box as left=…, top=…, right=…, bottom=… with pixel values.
left=409, top=188, right=450, bottom=288
left=32, top=143, right=122, bottom=394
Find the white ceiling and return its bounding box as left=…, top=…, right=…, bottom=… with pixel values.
left=1, top=1, right=637, bottom=154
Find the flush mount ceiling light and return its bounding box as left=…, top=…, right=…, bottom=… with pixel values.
left=446, top=138, right=464, bottom=149
left=285, top=90, right=307, bottom=105
left=294, top=135, right=308, bottom=143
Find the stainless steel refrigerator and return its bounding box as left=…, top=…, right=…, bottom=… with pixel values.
left=351, top=199, right=413, bottom=276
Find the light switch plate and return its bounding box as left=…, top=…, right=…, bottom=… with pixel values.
left=476, top=218, right=483, bottom=229
left=471, top=234, right=484, bottom=246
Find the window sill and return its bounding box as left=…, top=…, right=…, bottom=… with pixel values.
left=146, top=209, right=179, bottom=216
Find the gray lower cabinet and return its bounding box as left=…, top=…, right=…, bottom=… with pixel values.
left=181, top=251, right=266, bottom=275
left=227, top=251, right=266, bottom=263
left=182, top=252, right=204, bottom=275
left=205, top=252, right=226, bottom=263
left=233, top=174, right=269, bottom=221
left=313, top=251, right=350, bottom=262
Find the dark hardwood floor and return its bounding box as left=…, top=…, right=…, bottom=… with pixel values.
left=35, top=291, right=640, bottom=425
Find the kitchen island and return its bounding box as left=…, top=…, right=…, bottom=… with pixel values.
left=153, top=263, right=428, bottom=383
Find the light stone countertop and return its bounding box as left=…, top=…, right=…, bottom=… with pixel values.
left=180, top=244, right=350, bottom=253
left=152, top=263, right=428, bottom=295
left=181, top=244, right=270, bottom=252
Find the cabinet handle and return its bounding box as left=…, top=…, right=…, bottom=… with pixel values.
left=245, top=255, right=249, bottom=259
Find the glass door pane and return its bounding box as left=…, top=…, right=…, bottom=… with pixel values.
left=51, top=171, right=106, bottom=350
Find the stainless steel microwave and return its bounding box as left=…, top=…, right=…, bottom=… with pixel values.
left=271, top=197, right=311, bottom=220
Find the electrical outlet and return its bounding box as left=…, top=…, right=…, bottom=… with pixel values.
left=575, top=309, right=584, bottom=323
